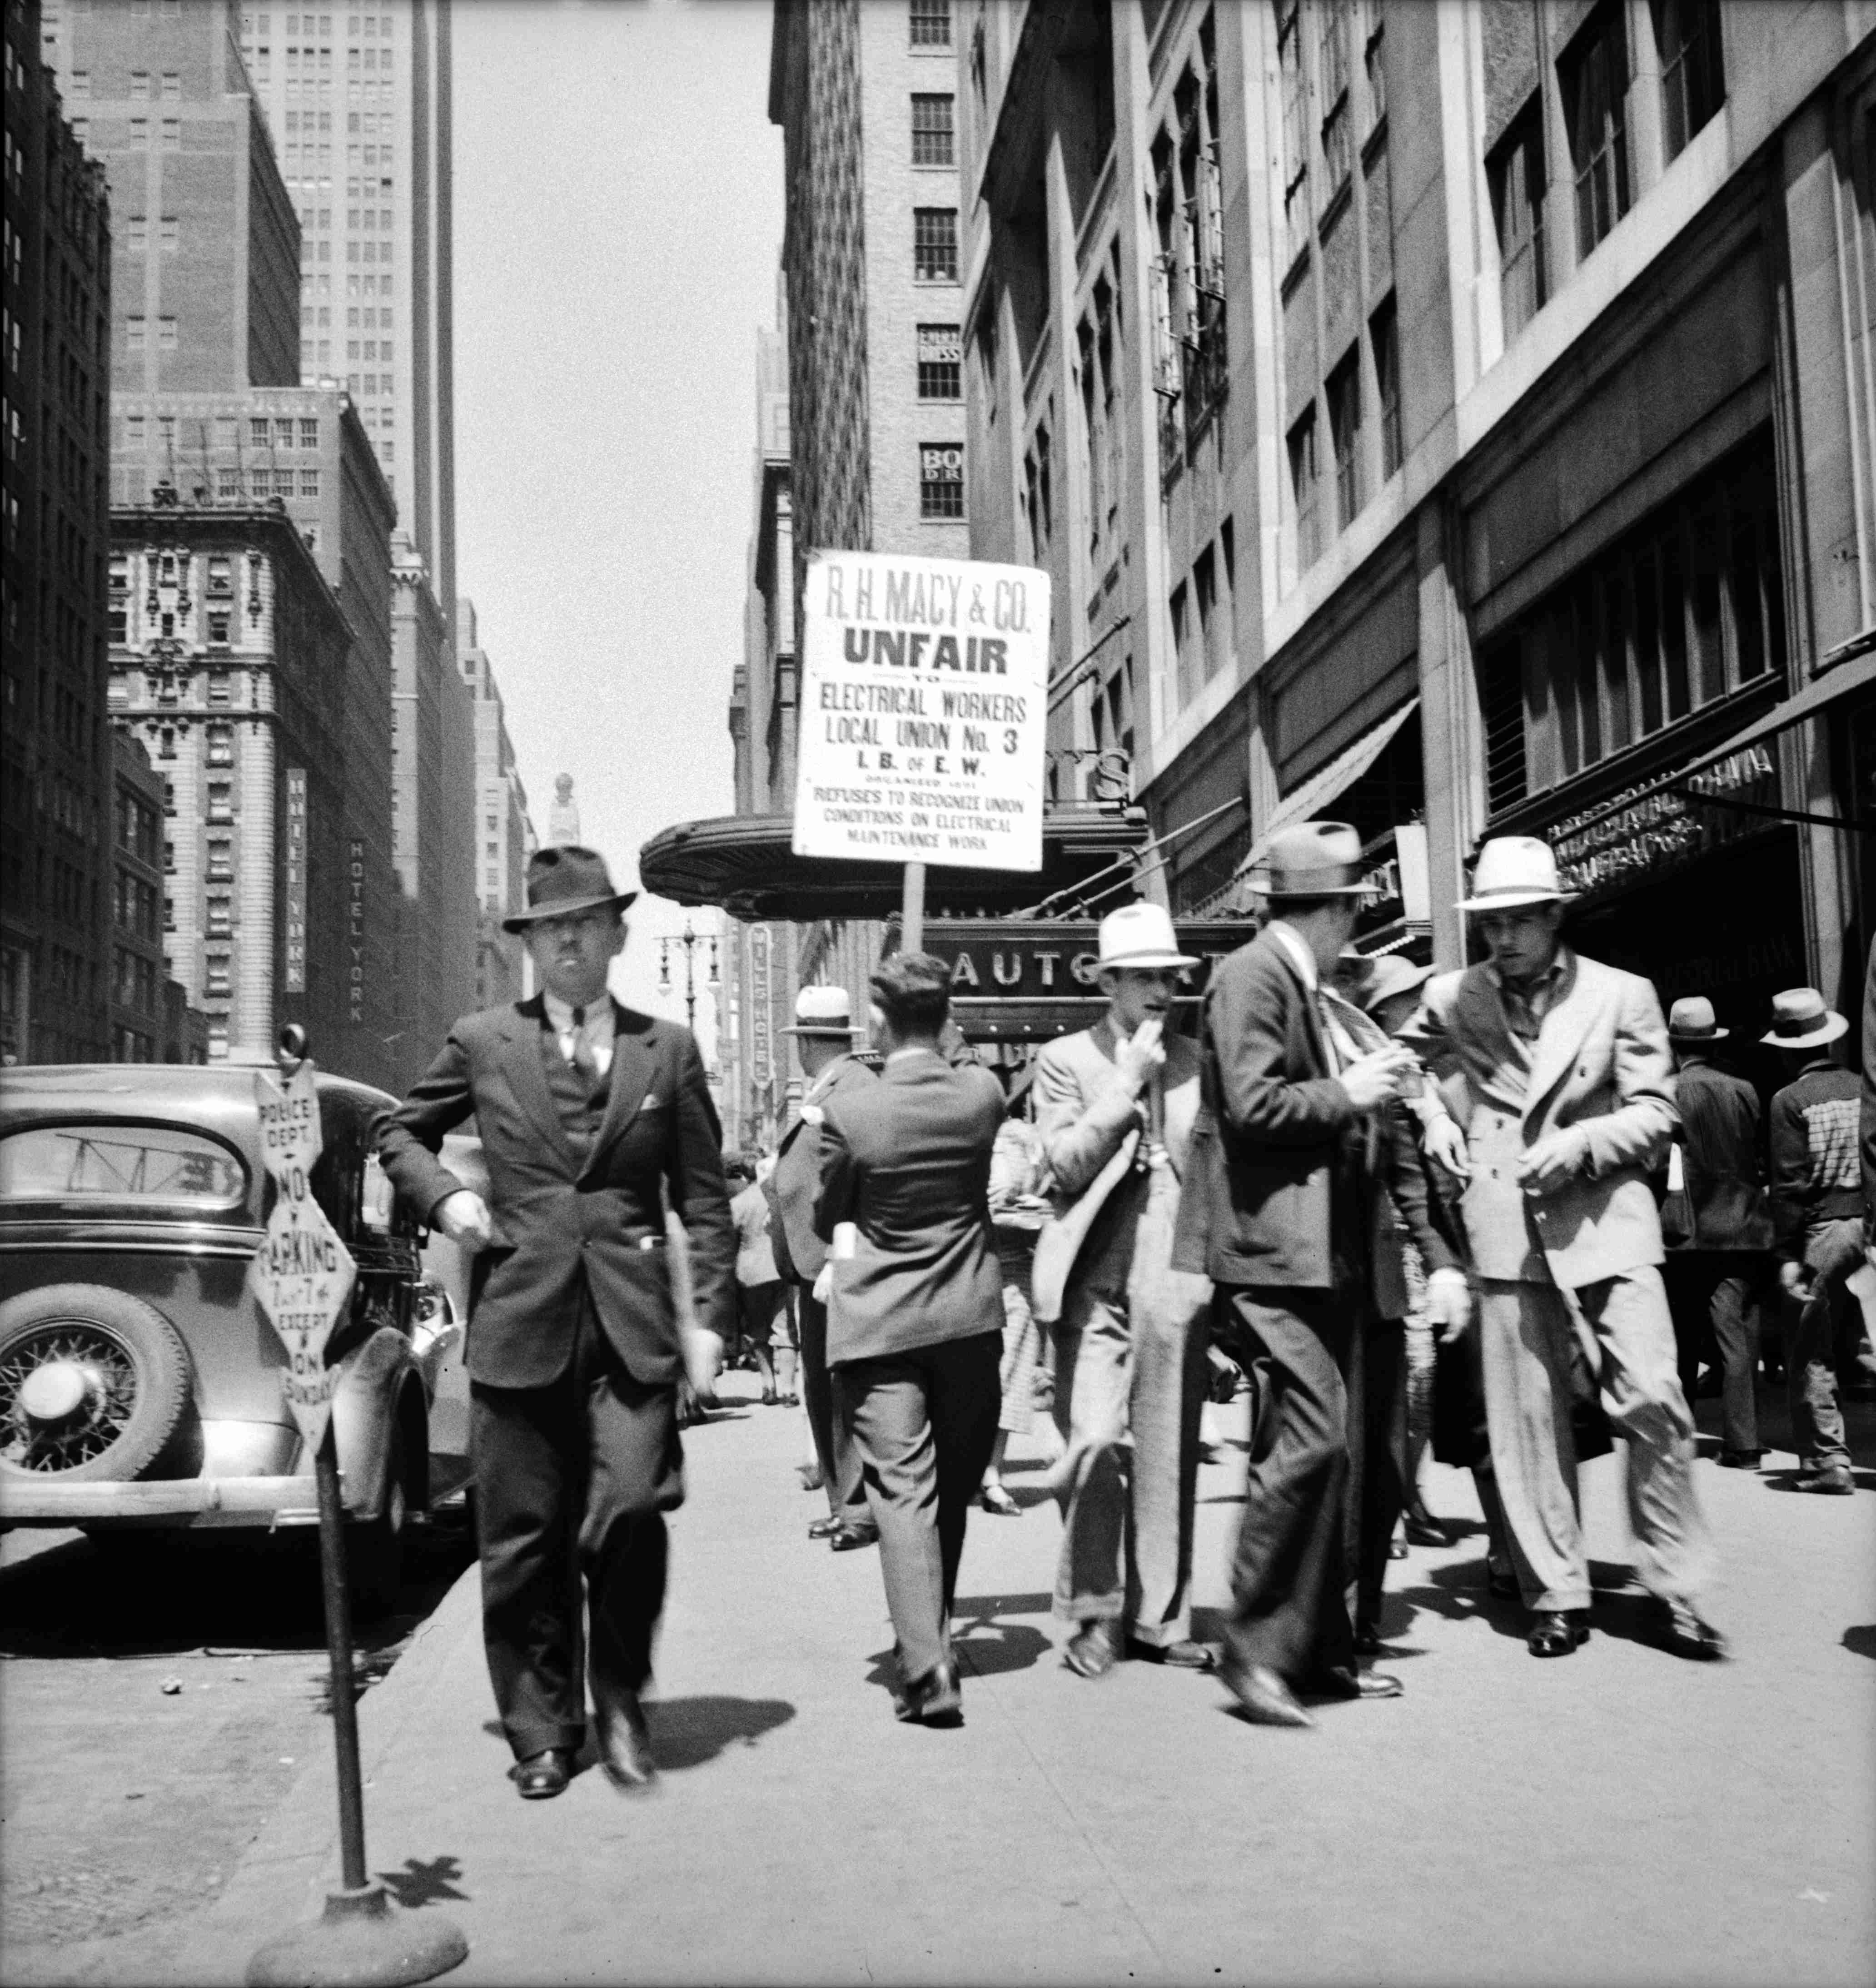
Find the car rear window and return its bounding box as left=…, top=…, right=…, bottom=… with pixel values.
left=0, top=1123, right=249, bottom=1214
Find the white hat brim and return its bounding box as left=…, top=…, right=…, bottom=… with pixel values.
left=1097, top=951, right=1202, bottom=971
left=1457, top=888, right=1571, bottom=913
left=1760, top=1012, right=1849, bottom=1049
left=1669, top=1025, right=1729, bottom=1042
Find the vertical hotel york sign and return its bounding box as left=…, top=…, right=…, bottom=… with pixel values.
left=792, top=551, right=1051, bottom=873
left=347, top=840, right=365, bottom=1024
left=284, top=769, right=308, bottom=994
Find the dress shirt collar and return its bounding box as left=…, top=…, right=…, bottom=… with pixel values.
left=1268, top=919, right=1320, bottom=991
left=542, top=988, right=613, bottom=1035
left=1485, top=945, right=1573, bottom=1003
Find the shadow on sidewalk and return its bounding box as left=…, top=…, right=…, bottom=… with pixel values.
left=377, top=1855, right=469, bottom=1909
left=646, top=1694, right=796, bottom=1768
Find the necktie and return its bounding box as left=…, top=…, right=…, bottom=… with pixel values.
left=569, top=1006, right=599, bottom=1085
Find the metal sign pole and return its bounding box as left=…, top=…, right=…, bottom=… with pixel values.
left=901, top=861, right=926, bottom=952
left=247, top=1029, right=466, bottom=1988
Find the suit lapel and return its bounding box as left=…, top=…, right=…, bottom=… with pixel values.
left=1259, top=928, right=1331, bottom=1077
left=584, top=1012, right=657, bottom=1179
left=1523, top=955, right=1598, bottom=1126
left=1455, top=967, right=1524, bottom=1109
left=499, top=997, right=581, bottom=1174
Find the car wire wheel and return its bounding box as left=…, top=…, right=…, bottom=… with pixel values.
left=0, top=1286, right=193, bottom=1482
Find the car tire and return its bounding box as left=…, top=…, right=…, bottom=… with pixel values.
left=0, top=1285, right=194, bottom=1482
left=347, top=1420, right=407, bottom=1621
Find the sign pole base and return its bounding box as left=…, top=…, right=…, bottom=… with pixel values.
left=245, top=1878, right=467, bottom=1988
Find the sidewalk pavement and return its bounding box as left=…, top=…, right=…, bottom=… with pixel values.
left=119, top=1374, right=1876, bottom=1985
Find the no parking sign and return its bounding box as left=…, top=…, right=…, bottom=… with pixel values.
left=248, top=1061, right=356, bottom=1452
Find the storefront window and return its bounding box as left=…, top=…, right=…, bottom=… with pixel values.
left=1481, top=434, right=1783, bottom=815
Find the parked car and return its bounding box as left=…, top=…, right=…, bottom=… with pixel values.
left=0, top=1059, right=473, bottom=1610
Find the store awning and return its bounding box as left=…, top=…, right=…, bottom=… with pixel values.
left=1230, top=697, right=1419, bottom=888
left=637, top=805, right=1151, bottom=924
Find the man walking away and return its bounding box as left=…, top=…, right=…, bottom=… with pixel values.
left=766, top=987, right=877, bottom=1547
left=815, top=954, right=1007, bottom=1726
left=1401, top=836, right=1725, bottom=1663
left=1765, top=986, right=1861, bottom=1495
left=1662, top=997, right=1772, bottom=1470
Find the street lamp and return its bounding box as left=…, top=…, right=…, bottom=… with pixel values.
left=659, top=921, right=719, bottom=1030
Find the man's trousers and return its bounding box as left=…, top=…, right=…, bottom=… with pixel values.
left=1051, top=1272, right=1208, bottom=1648
left=1663, top=1252, right=1762, bottom=1455
left=794, top=1284, right=868, bottom=1524
left=1477, top=1267, right=1715, bottom=1615
left=1219, top=1287, right=1360, bottom=1684
left=1348, top=1318, right=1406, bottom=1636
left=470, top=1306, right=684, bottom=1763
left=1786, top=1215, right=1863, bottom=1470
left=841, top=1331, right=1002, bottom=1685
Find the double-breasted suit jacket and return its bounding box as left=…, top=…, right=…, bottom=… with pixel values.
left=1400, top=953, right=1678, bottom=1290
left=375, top=994, right=736, bottom=1389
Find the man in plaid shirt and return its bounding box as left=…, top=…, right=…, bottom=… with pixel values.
left=1765, top=986, right=1863, bottom=1495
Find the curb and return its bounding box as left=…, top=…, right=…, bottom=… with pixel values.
left=159, top=1561, right=484, bottom=1986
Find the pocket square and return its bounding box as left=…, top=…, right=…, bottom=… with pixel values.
left=640, top=1093, right=662, bottom=1111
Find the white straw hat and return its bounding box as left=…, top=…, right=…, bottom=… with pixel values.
left=1096, top=902, right=1199, bottom=971
left=1458, top=836, right=1571, bottom=913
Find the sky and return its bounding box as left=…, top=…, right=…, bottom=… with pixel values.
left=452, top=0, right=783, bottom=1024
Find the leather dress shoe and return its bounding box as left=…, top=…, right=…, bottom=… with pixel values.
left=513, top=1748, right=572, bottom=1800
left=828, top=1521, right=880, bottom=1552
left=806, top=1515, right=841, bottom=1539
left=1527, top=1609, right=1590, bottom=1658
left=895, top=1659, right=963, bottom=1726
left=1125, top=1636, right=1214, bottom=1670
left=593, top=1686, right=658, bottom=1791
left=1403, top=1508, right=1448, bottom=1547
left=1657, top=1603, right=1729, bottom=1661
left=1064, top=1620, right=1120, bottom=1679
left=1310, top=1665, right=1404, bottom=1700
left=1219, top=1660, right=1316, bottom=1729
left=1796, top=1462, right=1854, bottom=1495
left=1716, top=1448, right=1762, bottom=1471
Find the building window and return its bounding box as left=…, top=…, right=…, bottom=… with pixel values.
left=251, top=417, right=270, bottom=448
left=127, top=317, right=147, bottom=352
left=1288, top=406, right=1320, bottom=572
left=1363, top=0, right=1386, bottom=133
left=1327, top=349, right=1361, bottom=530
left=1277, top=0, right=1310, bottom=262
left=207, top=724, right=234, bottom=767
left=208, top=610, right=231, bottom=644
left=1655, top=0, right=1724, bottom=161
left=217, top=467, right=241, bottom=499
left=274, top=469, right=296, bottom=497
left=1317, top=0, right=1353, bottom=195
left=909, top=0, right=950, bottom=46
left=160, top=117, right=181, bottom=149
left=206, top=895, right=233, bottom=936
left=160, top=215, right=178, bottom=252
left=299, top=468, right=320, bottom=496
left=208, top=781, right=234, bottom=821
left=206, top=836, right=234, bottom=880
left=158, top=318, right=179, bottom=351
left=1481, top=435, right=1783, bottom=812
left=916, top=323, right=961, bottom=400
left=919, top=442, right=965, bottom=520
left=1371, top=295, right=1402, bottom=480
left=914, top=208, right=959, bottom=282
left=912, top=94, right=955, bottom=167
left=276, top=417, right=295, bottom=447
left=1563, top=5, right=1631, bottom=259
left=1489, top=110, right=1548, bottom=340
left=299, top=417, right=319, bottom=447
left=204, top=954, right=232, bottom=997
left=127, top=214, right=148, bottom=254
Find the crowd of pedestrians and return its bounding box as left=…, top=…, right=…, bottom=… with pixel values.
left=377, top=831, right=1873, bottom=1793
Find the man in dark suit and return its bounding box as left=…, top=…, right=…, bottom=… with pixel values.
left=1172, top=822, right=1425, bottom=1729
left=376, top=846, right=734, bottom=1799
left=815, top=953, right=1006, bottom=1726
left=1662, top=996, right=1772, bottom=1468
left=765, top=986, right=876, bottom=1548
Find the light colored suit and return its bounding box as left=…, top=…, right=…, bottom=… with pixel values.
left=1401, top=949, right=1713, bottom=1616
left=1032, top=1020, right=1209, bottom=1647
left=1405, top=953, right=1676, bottom=1288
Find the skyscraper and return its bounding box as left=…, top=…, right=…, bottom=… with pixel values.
left=2, top=0, right=114, bottom=1065
left=234, top=0, right=455, bottom=634
left=455, top=597, right=535, bottom=1011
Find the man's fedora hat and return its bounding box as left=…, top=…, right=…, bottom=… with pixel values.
left=1250, top=820, right=1373, bottom=899
left=1760, top=986, right=1848, bottom=1050
left=1667, top=996, right=1728, bottom=1044
left=780, top=986, right=861, bottom=1039
left=502, top=845, right=638, bottom=933
left=1360, top=954, right=1435, bottom=1015
left=1096, top=901, right=1199, bottom=971
left=1458, top=835, right=1571, bottom=913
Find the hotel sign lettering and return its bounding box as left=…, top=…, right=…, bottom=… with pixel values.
left=284, top=768, right=307, bottom=994
left=1549, top=744, right=1778, bottom=898
left=749, top=924, right=772, bottom=1086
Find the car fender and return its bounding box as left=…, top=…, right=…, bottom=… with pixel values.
left=329, top=1326, right=420, bottom=1521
